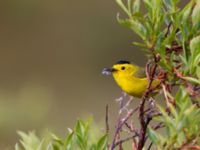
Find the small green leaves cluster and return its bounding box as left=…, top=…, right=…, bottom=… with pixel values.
left=15, top=119, right=108, bottom=150
left=116, top=0, right=200, bottom=79
left=148, top=87, right=200, bottom=149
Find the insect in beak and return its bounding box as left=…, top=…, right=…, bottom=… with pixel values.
left=102, top=68, right=117, bottom=75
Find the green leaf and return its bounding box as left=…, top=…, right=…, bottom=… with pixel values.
left=130, top=21, right=147, bottom=40
left=197, top=66, right=200, bottom=79
left=190, top=35, right=200, bottom=52
left=75, top=120, right=89, bottom=149
left=190, top=35, right=200, bottom=73
left=163, top=0, right=179, bottom=11
left=117, top=17, right=147, bottom=40
left=182, top=76, right=200, bottom=84
left=168, top=103, right=178, bottom=119
left=36, top=139, right=45, bottom=150
left=132, top=42, right=147, bottom=48
left=76, top=133, right=86, bottom=149
left=194, top=54, right=200, bottom=66
left=158, top=59, right=172, bottom=72
left=116, top=0, right=131, bottom=17
left=180, top=55, right=188, bottom=66
left=64, top=132, right=74, bottom=150
left=147, top=128, right=159, bottom=144
left=97, top=134, right=108, bottom=150
left=143, top=0, right=153, bottom=19
left=17, top=131, right=41, bottom=150
left=51, top=133, right=63, bottom=145
left=15, top=143, right=22, bottom=150
left=47, top=144, right=54, bottom=150
left=143, top=0, right=154, bottom=10
left=52, top=143, right=60, bottom=150
left=179, top=0, right=194, bottom=40
left=127, top=0, right=132, bottom=13
left=175, top=86, right=188, bottom=102
left=179, top=0, right=194, bottom=22
left=156, top=105, right=178, bottom=134
left=133, top=0, right=140, bottom=13
left=90, top=144, right=97, bottom=150
left=192, top=0, right=200, bottom=29
left=75, top=120, right=86, bottom=138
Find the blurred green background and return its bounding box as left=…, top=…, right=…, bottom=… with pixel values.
left=0, top=0, right=146, bottom=148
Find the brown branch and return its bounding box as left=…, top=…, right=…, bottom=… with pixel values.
left=132, top=140, right=138, bottom=150
left=111, top=107, right=139, bottom=150
left=138, top=61, right=158, bottom=150
left=147, top=142, right=153, bottom=150
left=125, top=122, right=138, bottom=133
left=177, top=136, right=200, bottom=150
left=153, top=122, right=164, bottom=130
left=105, top=104, right=110, bottom=150
left=166, top=45, right=182, bottom=53
left=173, top=68, right=200, bottom=97
left=106, top=104, right=109, bottom=134
left=114, top=134, right=138, bottom=147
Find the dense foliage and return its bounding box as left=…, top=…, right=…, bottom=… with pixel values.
left=114, top=0, right=200, bottom=149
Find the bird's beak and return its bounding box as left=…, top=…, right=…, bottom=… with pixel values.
left=104, top=68, right=117, bottom=72
left=102, top=68, right=117, bottom=75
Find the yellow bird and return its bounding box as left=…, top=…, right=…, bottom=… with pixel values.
left=103, top=60, right=159, bottom=98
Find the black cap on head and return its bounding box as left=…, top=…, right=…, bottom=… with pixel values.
left=115, top=60, right=130, bottom=64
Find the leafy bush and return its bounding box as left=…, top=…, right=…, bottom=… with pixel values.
left=110, top=0, right=200, bottom=149
left=15, top=119, right=108, bottom=150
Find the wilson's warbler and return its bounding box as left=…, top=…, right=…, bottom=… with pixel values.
left=103, top=60, right=159, bottom=98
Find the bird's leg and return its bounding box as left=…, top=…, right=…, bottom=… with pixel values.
left=115, top=91, right=127, bottom=102
left=122, top=91, right=127, bottom=97
left=116, top=91, right=128, bottom=114
left=116, top=92, right=134, bottom=114
left=125, top=96, right=133, bottom=108
left=121, top=96, right=134, bottom=114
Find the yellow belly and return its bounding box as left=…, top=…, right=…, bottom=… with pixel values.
left=113, top=75, right=156, bottom=98
left=121, top=78, right=148, bottom=98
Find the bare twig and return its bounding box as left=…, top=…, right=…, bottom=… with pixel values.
left=115, top=134, right=138, bottom=147
left=106, top=104, right=109, bottom=134
left=153, top=122, right=164, bottom=130
left=124, top=120, right=139, bottom=134
left=177, top=136, right=200, bottom=150
left=173, top=68, right=200, bottom=97
left=147, top=142, right=153, bottom=150
left=166, top=45, right=182, bottom=53
left=111, top=107, right=139, bottom=150
left=105, top=104, right=110, bottom=149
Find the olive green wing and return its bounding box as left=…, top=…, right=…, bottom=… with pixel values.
left=134, top=67, right=146, bottom=78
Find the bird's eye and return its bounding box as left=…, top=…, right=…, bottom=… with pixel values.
left=121, top=66, right=126, bottom=70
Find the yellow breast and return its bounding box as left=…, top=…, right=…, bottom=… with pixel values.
left=113, top=74, right=156, bottom=98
